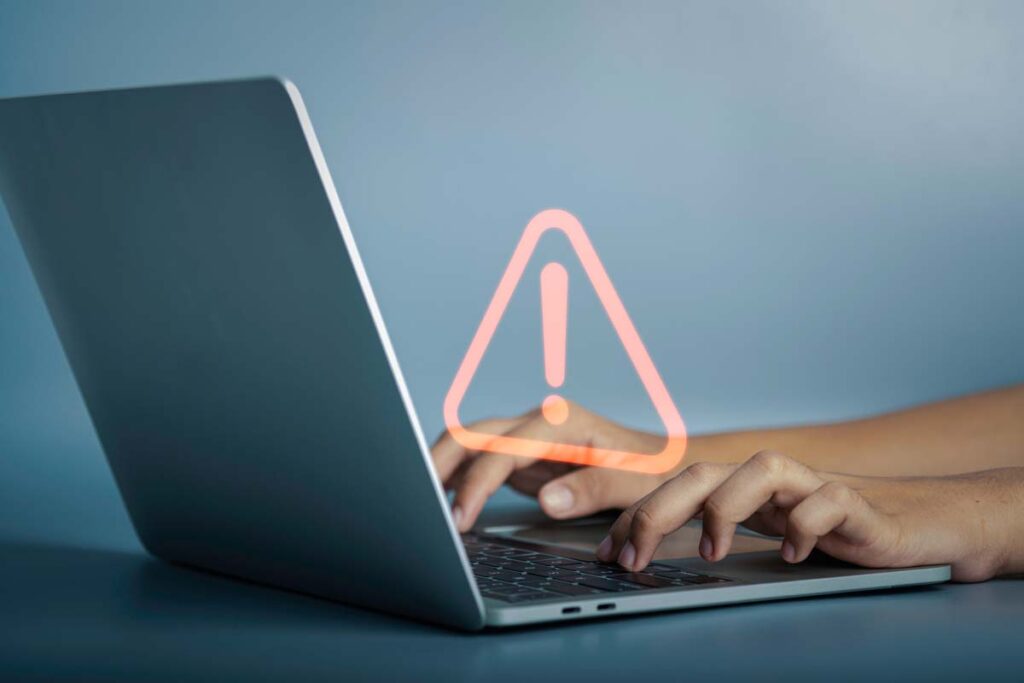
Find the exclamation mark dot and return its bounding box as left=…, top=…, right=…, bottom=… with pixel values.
left=540, top=262, right=569, bottom=425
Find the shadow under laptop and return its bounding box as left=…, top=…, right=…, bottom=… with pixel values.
left=0, top=540, right=416, bottom=633
left=0, top=539, right=1015, bottom=683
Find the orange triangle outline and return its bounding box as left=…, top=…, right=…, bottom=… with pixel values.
left=443, top=208, right=687, bottom=474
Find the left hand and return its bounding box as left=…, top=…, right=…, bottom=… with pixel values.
left=596, top=450, right=1009, bottom=582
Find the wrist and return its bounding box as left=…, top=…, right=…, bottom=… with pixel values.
left=950, top=470, right=1024, bottom=580
left=986, top=470, right=1024, bottom=576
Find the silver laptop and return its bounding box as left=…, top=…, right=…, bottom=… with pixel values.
left=0, top=78, right=949, bottom=630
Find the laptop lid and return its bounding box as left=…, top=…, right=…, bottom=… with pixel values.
left=0, top=78, right=484, bottom=630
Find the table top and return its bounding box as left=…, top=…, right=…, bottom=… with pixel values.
left=1, top=434, right=1022, bottom=682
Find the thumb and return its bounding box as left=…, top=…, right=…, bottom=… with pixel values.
left=538, top=467, right=661, bottom=520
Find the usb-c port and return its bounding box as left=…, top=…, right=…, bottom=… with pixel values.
left=597, top=603, right=616, bottom=611
left=562, top=606, right=581, bottom=615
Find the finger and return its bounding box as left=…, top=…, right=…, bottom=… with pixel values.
left=443, top=458, right=474, bottom=492
left=506, top=462, right=575, bottom=496
left=597, top=488, right=657, bottom=563
left=451, top=410, right=590, bottom=522
left=447, top=407, right=587, bottom=530
left=601, top=462, right=736, bottom=569
left=701, top=451, right=823, bottom=562
left=536, top=466, right=660, bottom=520
left=451, top=452, right=522, bottom=532
left=431, top=417, right=521, bottom=482
left=782, top=481, right=881, bottom=563
left=741, top=504, right=788, bottom=537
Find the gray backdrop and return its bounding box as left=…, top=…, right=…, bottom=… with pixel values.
left=1, top=1, right=1022, bottom=549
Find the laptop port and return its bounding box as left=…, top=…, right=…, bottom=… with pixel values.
left=561, top=606, right=581, bottom=615
left=597, top=603, right=616, bottom=611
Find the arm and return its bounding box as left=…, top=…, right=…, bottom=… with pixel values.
left=433, top=384, right=1024, bottom=531
left=689, top=383, right=1024, bottom=476
left=600, top=455, right=1024, bottom=581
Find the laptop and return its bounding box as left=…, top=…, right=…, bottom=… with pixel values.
left=0, top=78, right=949, bottom=630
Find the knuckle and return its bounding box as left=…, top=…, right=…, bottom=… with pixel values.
left=750, top=449, right=789, bottom=476
left=819, top=481, right=855, bottom=505
left=610, top=507, right=638, bottom=539
left=630, top=505, right=659, bottom=536
left=787, top=509, right=814, bottom=536
left=702, top=494, right=729, bottom=522
left=684, top=461, right=718, bottom=483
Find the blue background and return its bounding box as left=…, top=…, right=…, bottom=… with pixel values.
left=1, top=0, right=1023, bottom=554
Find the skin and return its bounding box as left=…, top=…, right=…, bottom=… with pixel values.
left=432, top=383, right=1024, bottom=582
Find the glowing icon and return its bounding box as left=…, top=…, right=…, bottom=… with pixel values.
left=540, top=262, right=570, bottom=426
left=443, top=209, right=687, bottom=474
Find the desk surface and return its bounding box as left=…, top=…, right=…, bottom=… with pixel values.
left=1, top=434, right=1022, bottom=682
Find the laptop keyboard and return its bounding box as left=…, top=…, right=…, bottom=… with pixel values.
left=465, top=535, right=731, bottom=604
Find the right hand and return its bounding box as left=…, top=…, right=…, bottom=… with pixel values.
left=431, top=401, right=677, bottom=532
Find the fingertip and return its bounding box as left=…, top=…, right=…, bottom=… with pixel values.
left=781, top=540, right=796, bottom=563
left=699, top=533, right=714, bottom=561
left=617, top=541, right=637, bottom=571
left=452, top=489, right=481, bottom=532
left=451, top=505, right=465, bottom=532
left=538, top=483, right=576, bottom=518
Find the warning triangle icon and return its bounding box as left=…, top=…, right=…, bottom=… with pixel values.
left=444, top=209, right=687, bottom=474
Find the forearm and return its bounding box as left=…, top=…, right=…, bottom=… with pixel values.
left=689, top=384, right=1024, bottom=477
left=959, top=468, right=1024, bottom=578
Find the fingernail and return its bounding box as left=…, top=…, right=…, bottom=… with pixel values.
left=596, top=535, right=613, bottom=561
left=452, top=505, right=464, bottom=531
left=617, top=541, right=637, bottom=570
left=540, top=484, right=574, bottom=514
left=699, top=533, right=714, bottom=561
left=781, top=541, right=795, bottom=562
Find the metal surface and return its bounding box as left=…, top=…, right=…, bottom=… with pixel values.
left=0, top=78, right=483, bottom=630
left=479, top=521, right=949, bottom=626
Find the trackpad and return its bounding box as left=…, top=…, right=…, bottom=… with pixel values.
left=489, top=519, right=781, bottom=559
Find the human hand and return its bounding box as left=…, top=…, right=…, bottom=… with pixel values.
left=432, top=402, right=675, bottom=532
left=597, top=451, right=1015, bottom=582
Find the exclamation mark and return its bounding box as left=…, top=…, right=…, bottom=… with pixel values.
left=540, top=262, right=570, bottom=425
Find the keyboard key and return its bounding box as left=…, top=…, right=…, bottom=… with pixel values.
left=518, top=575, right=555, bottom=588
left=477, top=558, right=513, bottom=569
left=485, top=583, right=534, bottom=595
left=503, top=559, right=534, bottom=572
left=525, top=566, right=561, bottom=578
left=470, top=537, right=727, bottom=596
left=534, top=557, right=586, bottom=567
left=551, top=561, right=589, bottom=571
left=550, top=569, right=587, bottom=582
left=472, top=566, right=501, bottom=578
left=578, top=564, right=621, bottom=576
left=521, top=553, right=563, bottom=563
